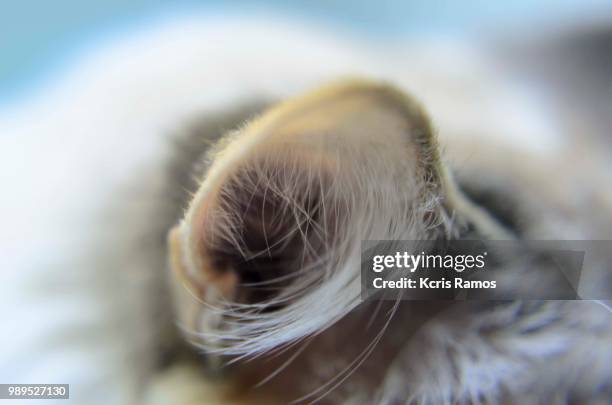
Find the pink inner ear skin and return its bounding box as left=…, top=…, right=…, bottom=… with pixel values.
left=180, top=186, right=239, bottom=301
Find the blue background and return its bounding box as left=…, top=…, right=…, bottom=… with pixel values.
left=1, top=0, right=610, bottom=104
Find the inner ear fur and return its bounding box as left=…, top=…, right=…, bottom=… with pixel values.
left=167, top=79, right=512, bottom=312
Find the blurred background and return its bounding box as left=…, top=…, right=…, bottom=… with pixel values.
left=2, top=0, right=612, bottom=105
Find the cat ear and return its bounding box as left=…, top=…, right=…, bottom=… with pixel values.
left=170, top=81, right=443, bottom=298
left=167, top=80, right=508, bottom=353
left=167, top=224, right=237, bottom=343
